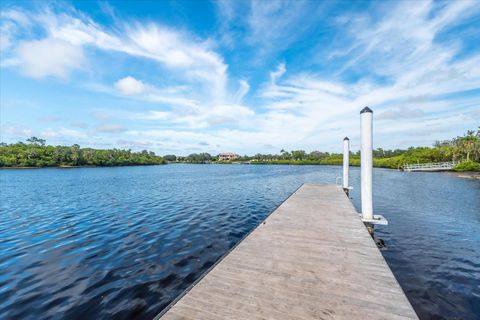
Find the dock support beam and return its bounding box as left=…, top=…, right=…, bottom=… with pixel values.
left=360, top=106, right=374, bottom=235
left=342, top=137, right=351, bottom=196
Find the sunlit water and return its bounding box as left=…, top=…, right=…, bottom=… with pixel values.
left=0, top=165, right=479, bottom=320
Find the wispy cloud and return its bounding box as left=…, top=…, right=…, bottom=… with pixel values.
left=1, top=5, right=228, bottom=98
left=3, top=125, right=33, bottom=138
left=1, top=0, right=479, bottom=154
left=377, top=108, right=425, bottom=121
left=95, top=123, right=127, bottom=133
left=233, top=80, right=250, bottom=104
left=41, top=128, right=88, bottom=139
left=246, top=1, right=325, bottom=59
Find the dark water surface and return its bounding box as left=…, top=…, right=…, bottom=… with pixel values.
left=0, top=165, right=479, bottom=319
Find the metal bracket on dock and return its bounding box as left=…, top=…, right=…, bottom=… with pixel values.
left=360, top=214, right=388, bottom=225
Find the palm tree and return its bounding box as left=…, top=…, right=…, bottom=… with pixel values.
left=453, top=130, right=480, bottom=162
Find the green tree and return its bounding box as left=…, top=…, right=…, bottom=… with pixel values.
left=291, top=150, right=306, bottom=160
left=0, top=138, right=165, bottom=167
left=26, top=137, right=46, bottom=146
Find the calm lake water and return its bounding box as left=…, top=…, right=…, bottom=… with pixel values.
left=0, top=164, right=479, bottom=320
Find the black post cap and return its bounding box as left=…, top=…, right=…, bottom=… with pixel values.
left=360, top=106, right=373, bottom=114
left=343, top=137, right=349, bottom=141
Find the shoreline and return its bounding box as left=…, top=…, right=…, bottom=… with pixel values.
left=447, top=171, right=480, bottom=180
left=0, top=164, right=165, bottom=169
left=2, top=163, right=479, bottom=177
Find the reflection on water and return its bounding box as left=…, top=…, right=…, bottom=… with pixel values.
left=0, top=165, right=479, bottom=319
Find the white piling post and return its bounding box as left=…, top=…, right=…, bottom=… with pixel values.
left=342, top=137, right=350, bottom=193
left=360, top=107, right=373, bottom=222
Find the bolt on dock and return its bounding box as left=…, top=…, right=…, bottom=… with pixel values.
left=157, top=184, right=418, bottom=320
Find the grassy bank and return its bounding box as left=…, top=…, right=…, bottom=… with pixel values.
left=233, top=129, right=480, bottom=172
left=248, top=158, right=360, bottom=166
left=246, top=158, right=480, bottom=172
left=246, top=154, right=480, bottom=172
left=178, top=129, right=479, bottom=171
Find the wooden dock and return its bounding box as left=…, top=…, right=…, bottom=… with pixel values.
left=157, top=184, right=418, bottom=320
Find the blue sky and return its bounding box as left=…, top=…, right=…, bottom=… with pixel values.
left=1, top=0, right=479, bottom=155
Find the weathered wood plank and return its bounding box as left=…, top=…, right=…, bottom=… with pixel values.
left=157, top=184, right=418, bottom=320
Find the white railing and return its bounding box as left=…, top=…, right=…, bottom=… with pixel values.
left=402, top=161, right=458, bottom=172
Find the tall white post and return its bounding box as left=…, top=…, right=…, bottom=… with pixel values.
left=360, top=107, right=373, bottom=221
left=342, top=137, right=350, bottom=191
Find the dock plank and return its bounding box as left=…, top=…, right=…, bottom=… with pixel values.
left=158, top=184, right=418, bottom=320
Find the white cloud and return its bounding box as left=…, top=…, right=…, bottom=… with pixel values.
left=17, top=38, right=85, bottom=78
left=115, top=76, right=149, bottom=95
left=206, top=104, right=255, bottom=126
left=1, top=9, right=32, bottom=28
left=2, top=6, right=228, bottom=99
left=133, top=111, right=170, bottom=121
left=233, top=80, right=250, bottom=103
left=1, top=21, right=15, bottom=51
left=377, top=107, right=425, bottom=121
left=247, top=0, right=480, bottom=150
left=41, top=128, right=87, bottom=139
left=2, top=126, right=33, bottom=137
left=116, top=139, right=153, bottom=147
left=146, top=93, right=197, bottom=108
left=269, top=62, right=286, bottom=84
left=0, top=9, right=32, bottom=51
left=145, top=104, right=254, bottom=128
left=120, top=100, right=255, bottom=130
left=1, top=2, right=479, bottom=153
left=247, top=1, right=323, bottom=59
left=111, top=76, right=198, bottom=108
left=95, top=123, right=127, bottom=133
left=337, top=0, right=480, bottom=83
left=1, top=5, right=249, bottom=141
left=119, top=25, right=228, bottom=100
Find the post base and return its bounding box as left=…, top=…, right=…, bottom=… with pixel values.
left=361, top=214, right=388, bottom=225
left=342, top=186, right=353, bottom=197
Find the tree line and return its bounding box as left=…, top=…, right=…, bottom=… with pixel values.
left=0, top=137, right=165, bottom=167
left=2, top=129, right=478, bottom=170
left=164, top=128, right=480, bottom=171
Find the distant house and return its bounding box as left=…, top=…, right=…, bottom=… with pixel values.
left=218, top=152, right=240, bottom=161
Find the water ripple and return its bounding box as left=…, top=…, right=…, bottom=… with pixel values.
left=0, top=165, right=479, bottom=319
